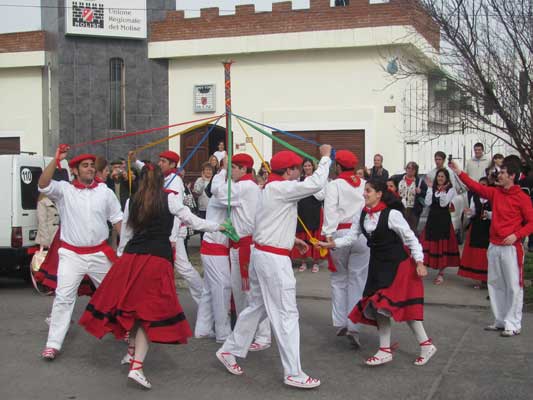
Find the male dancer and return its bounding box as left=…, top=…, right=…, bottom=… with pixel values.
left=322, top=150, right=370, bottom=347
left=211, top=153, right=271, bottom=350
left=450, top=157, right=533, bottom=336
left=216, top=146, right=331, bottom=389
left=40, top=148, right=122, bottom=359
left=130, top=150, right=204, bottom=304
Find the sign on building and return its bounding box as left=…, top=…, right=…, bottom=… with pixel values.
left=65, top=0, right=147, bottom=39
left=193, top=84, right=216, bottom=113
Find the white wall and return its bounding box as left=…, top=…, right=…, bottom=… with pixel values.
left=168, top=45, right=415, bottom=173
left=0, top=0, right=41, bottom=34
left=0, top=66, right=44, bottom=154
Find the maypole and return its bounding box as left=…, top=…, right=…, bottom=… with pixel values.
left=223, top=60, right=234, bottom=217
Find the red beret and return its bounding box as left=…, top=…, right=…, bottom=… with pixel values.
left=270, top=150, right=303, bottom=171
left=159, top=150, right=180, bottom=164
left=335, top=150, right=358, bottom=169
left=68, top=154, right=96, bottom=168
left=232, top=153, right=254, bottom=169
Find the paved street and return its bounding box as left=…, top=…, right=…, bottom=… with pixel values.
left=1, top=256, right=532, bottom=400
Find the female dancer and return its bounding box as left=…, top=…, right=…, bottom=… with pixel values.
left=318, top=180, right=436, bottom=366
left=458, top=177, right=491, bottom=288
left=79, top=165, right=224, bottom=389
left=420, top=168, right=460, bottom=285
left=291, top=158, right=325, bottom=273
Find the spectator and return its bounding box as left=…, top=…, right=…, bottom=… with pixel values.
left=95, top=156, right=110, bottom=183
left=466, top=143, right=491, bottom=182
left=106, top=159, right=133, bottom=211
left=205, top=156, right=221, bottom=197
left=213, top=141, right=227, bottom=163
left=256, top=162, right=270, bottom=188
left=486, top=154, right=504, bottom=185
left=193, top=163, right=213, bottom=240
left=398, top=161, right=427, bottom=232
left=35, top=193, right=59, bottom=249
left=369, top=154, right=389, bottom=183
left=355, top=168, right=368, bottom=180
left=428, top=151, right=466, bottom=194
left=386, top=178, right=400, bottom=199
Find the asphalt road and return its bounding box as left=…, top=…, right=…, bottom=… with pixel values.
left=1, top=276, right=532, bottom=400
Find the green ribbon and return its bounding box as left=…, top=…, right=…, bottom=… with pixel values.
left=221, top=218, right=240, bottom=242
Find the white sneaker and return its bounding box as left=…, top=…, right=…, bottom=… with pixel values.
left=501, top=329, right=521, bottom=337
left=284, top=374, right=321, bottom=389
left=128, top=369, right=152, bottom=389
left=365, top=348, right=393, bottom=366
left=414, top=339, right=437, bottom=366
left=248, top=342, right=271, bottom=352
left=216, top=350, right=243, bottom=376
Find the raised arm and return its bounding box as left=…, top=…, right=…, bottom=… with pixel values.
left=39, top=145, right=68, bottom=189
left=449, top=161, right=494, bottom=201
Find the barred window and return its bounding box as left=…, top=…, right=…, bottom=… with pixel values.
left=109, top=58, right=125, bottom=130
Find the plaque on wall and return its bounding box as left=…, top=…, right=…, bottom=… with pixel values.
left=194, top=84, right=216, bottom=113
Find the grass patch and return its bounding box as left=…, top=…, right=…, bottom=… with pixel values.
left=525, top=253, right=533, bottom=305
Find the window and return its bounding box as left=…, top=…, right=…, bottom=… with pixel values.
left=20, top=167, right=42, bottom=210
left=334, top=0, right=349, bottom=5
left=109, top=58, right=125, bottom=130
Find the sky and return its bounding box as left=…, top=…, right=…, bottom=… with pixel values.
left=0, top=1, right=313, bottom=33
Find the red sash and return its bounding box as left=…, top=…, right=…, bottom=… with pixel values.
left=254, top=243, right=290, bottom=257
left=60, top=240, right=117, bottom=263
left=514, top=242, right=525, bottom=287
left=337, top=223, right=352, bottom=230
left=231, top=236, right=253, bottom=291
left=200, top=240, right=229, bottom=256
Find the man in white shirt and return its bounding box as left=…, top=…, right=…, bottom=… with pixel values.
left=322, top=150, right=370, bottom=347
left=130, top=150, right=204, bottom=305
left=427, top=151, right=467, bottom=194
left=216, top=146, right=331, bottom=389
left=40, top=149, right=122, bottom=360
left=465, top=142, right=490, bottom=182
left=211, top=153, right=271, bottom=351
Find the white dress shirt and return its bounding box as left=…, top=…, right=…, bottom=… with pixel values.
left=322, top=178, right=366, bottom=237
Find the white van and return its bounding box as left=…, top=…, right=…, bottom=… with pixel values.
left=0, top=154, right=69, bottom=280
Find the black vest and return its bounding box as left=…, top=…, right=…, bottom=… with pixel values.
left=124, top=193, right=174, bottom=261
left=425, top=189, right=453, bottom=241
left=469, top=195, right=491, bottom=249
left=360, top=208, right=408, bottom=297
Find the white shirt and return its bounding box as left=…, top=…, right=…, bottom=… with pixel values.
left=202, top=196, right=229, bottom=246
left=428, top=166, right=466, bottom=194
left=465, top=157, right=490, bottom=182
left=213, top=150, right=227, bottom=162
left=322, top=178, right=366, bottom=237
left=211, top=169, right=260, bottom=238
left=253, top=156, right=331, bottom=250
left=118, top=194, right=220, bottom=256
left=335, top=208, right=423, bottom=262
left=424, top=187, right=456, bottom=207
left=39, top=180, right=122, bottom=247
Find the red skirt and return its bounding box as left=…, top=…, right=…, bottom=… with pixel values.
left=79, top=253, right=192, bottom=344
left=457, top=228, right=488, bottom=282
left=289, top=230, right=326, bottom=260
left=33, top=229, right=95, bottom=296
left=420, top=225, right=460, bottom=269
left=348, top=257, right=424, bottom=326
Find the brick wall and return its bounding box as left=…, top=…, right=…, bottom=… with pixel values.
left=0, top=31, right=46, bottom=53
left=150, top=0, right=440, bottom=50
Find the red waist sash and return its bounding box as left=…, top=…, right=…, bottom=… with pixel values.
left=60, top=240, right=117, bottom=263
left=230, top=236, right=253, bottom=291
left=200, top=240, right=229, bottom=256
left=254, top=243, right=291, bottom=257
left=337, top=223, right=352, bottom=230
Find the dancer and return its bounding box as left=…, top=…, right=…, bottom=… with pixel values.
left=212, top=153, right=271, bottom=351
left=318, top=180, right=436, bottom=367
left=420, top=168, right=460, bottom=285
left=39, top=148, right=123, bottom=360
left=216, top=146, right=331, bottom=389
left=79, top=164, right=224, bottom=389
left=458, top=177, right=491, bottom=287
left=321, top=150, right=369, bottom=347
left=450, top=158, right=533, bottom=336
left=129, top=150, right=204, bottom=305
left=292, top=158, right=325, bottom=273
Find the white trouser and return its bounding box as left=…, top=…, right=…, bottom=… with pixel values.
left=229, top=247, right=271, bottom=345
left=174, top=238, right=204, bottom=305
left=330, top=229, right=370, bottom=333
left=487, top=244, right=523, bottom=331
left=222, top=249, right=302, bottom=377
left=46, top=248, right=112, bottom=350
left=195, top=254, right=232, bottom=342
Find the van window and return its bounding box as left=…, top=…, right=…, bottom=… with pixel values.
left=20, top=166, right=43, bottom=210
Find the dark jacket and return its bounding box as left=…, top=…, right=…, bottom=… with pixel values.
left=106, top=177, right=136, bottom=211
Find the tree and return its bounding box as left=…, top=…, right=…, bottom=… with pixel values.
left=396, top=0, right=532, bottom=164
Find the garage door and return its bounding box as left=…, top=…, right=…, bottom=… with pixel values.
left=273, top=130, right=365, bottom=168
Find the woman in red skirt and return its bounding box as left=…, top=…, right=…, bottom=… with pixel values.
left=458, top=177, right=491, bottom=288
left=420, top=168, right=460, bottom=285
left=318, top=180, right=437, bottom=367
left=79, top=164, right=224, bottom=389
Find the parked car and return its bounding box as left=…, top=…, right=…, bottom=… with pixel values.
left=0, top=154, right=69, bottom=280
